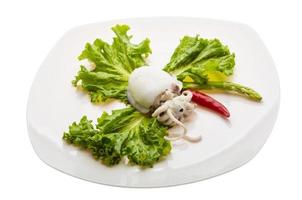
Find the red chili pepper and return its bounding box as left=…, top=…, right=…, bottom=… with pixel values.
left=187, top=89, right=230, bottom=118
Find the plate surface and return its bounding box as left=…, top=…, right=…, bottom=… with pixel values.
left=27, top=17, right=280, bottom=187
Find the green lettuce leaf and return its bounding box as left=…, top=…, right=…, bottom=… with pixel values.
left=63, top=107, right=171, bottom=167
left=164, top=36, right=262, bottom=101
left=72, top=24, right=152, bottom=103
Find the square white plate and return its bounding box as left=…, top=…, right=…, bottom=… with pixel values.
left=27, top=17, right=280, bottom=187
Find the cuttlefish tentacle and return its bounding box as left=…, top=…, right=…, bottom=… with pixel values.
left=167, top=109, right=201, bottom=142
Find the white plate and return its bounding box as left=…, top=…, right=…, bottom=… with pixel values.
left=27, top=17, right=280, bottom=187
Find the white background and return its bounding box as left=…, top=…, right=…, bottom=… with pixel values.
left=0, top=0, right=301, bottom=199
